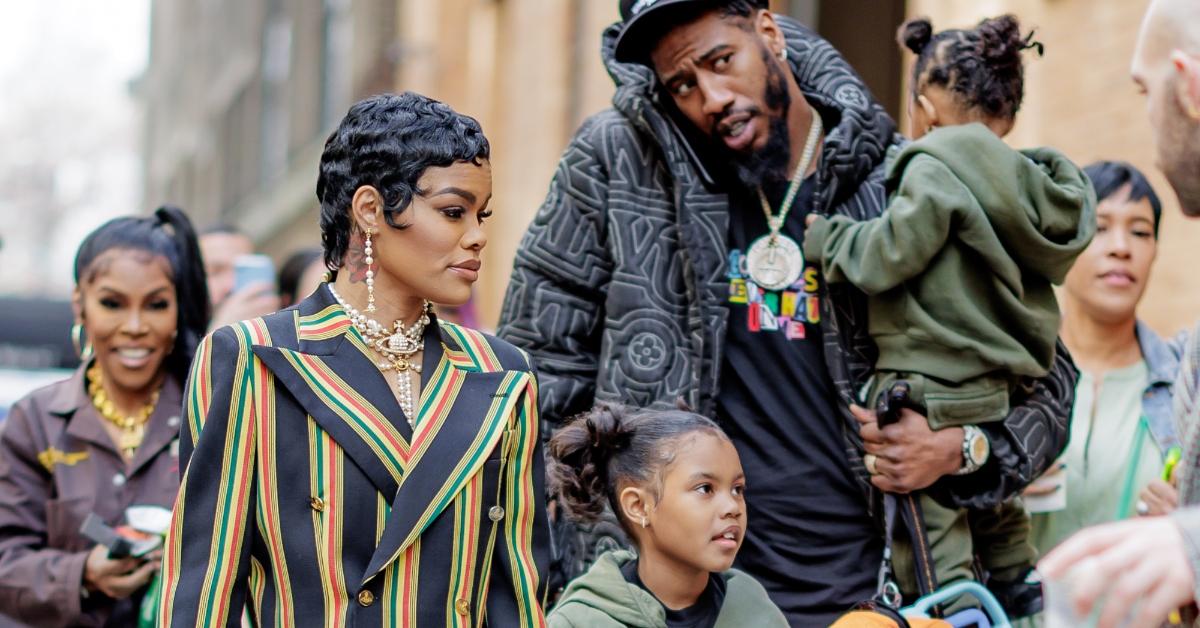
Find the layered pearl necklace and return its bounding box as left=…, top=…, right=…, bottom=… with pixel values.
left=328, top=285, right=431, bottom=426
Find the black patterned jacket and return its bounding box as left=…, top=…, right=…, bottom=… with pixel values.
left=498, top=16, right=1075, bottom=575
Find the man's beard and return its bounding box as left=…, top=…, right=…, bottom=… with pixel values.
left=715, top=47, right=793, bottom=190
left=1160, top=75, right=1200, bottom=216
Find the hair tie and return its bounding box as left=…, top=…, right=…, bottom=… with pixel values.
left=1021, top=31, right=1044, bottom=57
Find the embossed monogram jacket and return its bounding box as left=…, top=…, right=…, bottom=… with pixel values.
left=499, top=18, right=1075, bottom=515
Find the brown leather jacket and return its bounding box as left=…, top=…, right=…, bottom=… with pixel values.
left=0, top=366, right=182, bottom=627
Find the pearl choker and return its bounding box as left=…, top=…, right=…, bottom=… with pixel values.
left=328, top=285, right=431, bottom=426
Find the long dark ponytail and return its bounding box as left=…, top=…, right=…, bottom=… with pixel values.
left=73, top=205, right=210, bottom=384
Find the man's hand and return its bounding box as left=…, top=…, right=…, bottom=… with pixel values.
left=852, top=404, right=963, bottom=493
left=209, top=282, right=281, bottom=330
left=1039, top=517, right=1195, bottom=628
left=83, top=545, right=159, bottom=600
left=1025, top=462, right=1066, bottom=497
left=1139, top=479, right=1179, bottom=517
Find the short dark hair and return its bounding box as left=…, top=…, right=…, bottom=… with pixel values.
left=1083, top=160, right=1164, bottom=238
left=315, top=92, right=490, bottom=274
left=899, top=14, right=1039, bottom=121
left=548, top=402, right=728, bottom=542
left=73, top=206, right=211, bottom=384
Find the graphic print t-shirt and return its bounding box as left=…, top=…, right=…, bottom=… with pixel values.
left=717, top=177, right=881, bottom=625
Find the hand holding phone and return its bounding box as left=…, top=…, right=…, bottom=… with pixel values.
left=233, top=254, right=277, bottom=295
left=83, top=545, right=159, bottom=600
left=80, top=513, right=162, bottom=558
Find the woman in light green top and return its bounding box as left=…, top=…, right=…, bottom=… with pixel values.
left=1026, top=161, right=1180, bottom=555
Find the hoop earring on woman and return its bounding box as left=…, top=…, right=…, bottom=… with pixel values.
left=364, top=228, right=377, bottom=313
left=71, top=323, right=93, bottom=361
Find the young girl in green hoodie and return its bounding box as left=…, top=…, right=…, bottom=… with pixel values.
left=545, top=404, right=788, bottom=628
left=803, top=14, right=1095, bottom=619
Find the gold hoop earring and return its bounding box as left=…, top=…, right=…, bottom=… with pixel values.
left=364, top=229, right=376, bottom=313
left=71, top=323, right=93, bottom=361
left=1186, top=99, right=1200, bottom=121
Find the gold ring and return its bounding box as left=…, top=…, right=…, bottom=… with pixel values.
left=864, top=453, right=879, bottom=475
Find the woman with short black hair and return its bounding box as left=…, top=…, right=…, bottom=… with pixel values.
left=1027, top=160, right=1179, bottom=553
left=160, top=92, right=549, bottom=627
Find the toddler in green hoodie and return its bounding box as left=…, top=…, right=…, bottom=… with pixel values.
left=803, top=14, right=1095, bottom=618
left=544, top=404, right=787, bottom=628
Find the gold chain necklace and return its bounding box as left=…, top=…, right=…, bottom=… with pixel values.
left=86, top=363, right=160, bottom=458
left=745, top=107, right=823, bottom=291
left=328, top=285, right=430, bottom=427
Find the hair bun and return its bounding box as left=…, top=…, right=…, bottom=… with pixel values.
left=898, top=17, right=933, bottom=55
left=584, top=405, right=634, bottom=459
left=548, top=403, right=634, bottom=524
left=977, top=14, right=1024, bottom=71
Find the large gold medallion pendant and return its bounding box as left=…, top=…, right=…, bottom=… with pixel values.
left=746, top=233, right=804, bottom=291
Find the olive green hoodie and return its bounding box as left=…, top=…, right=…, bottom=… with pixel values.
left=547, top=550, right=788, bottom=628
left=803, top=123, right=1095, bottom=384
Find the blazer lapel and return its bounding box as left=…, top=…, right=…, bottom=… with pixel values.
left=250, top=289, right=414, bottom=499
left=361, top=328, right=531, bottom=582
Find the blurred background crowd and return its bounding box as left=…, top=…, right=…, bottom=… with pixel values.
left=0, top=1, right=1192, bottom=392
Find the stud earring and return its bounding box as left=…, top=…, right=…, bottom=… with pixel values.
left=779, top=48, right=788, bottom=62
left=641, top=516, right=648, bottom=529
left=364, top=228, right=376, bottom=313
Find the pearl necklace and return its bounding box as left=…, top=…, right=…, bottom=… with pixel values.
left=328, top=285, right=430, bottom=426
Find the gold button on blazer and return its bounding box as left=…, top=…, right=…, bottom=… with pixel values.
left=159, top=286, right=550, bottom=627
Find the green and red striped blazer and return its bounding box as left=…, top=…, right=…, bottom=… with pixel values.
left=159, top=285, right=549, bottom=627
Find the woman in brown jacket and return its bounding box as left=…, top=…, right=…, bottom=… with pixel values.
left=0, top=206, right=209, bottom=627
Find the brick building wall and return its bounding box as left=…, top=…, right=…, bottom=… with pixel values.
left=909, top=0, right=1200, bottom=336
left=392, top=0, right=619, bottom=328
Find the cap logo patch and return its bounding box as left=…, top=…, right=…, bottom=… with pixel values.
left=631, top=0, right=661, bottom=15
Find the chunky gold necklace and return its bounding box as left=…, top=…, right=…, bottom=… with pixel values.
left=86, top=363, right=160, bottom=458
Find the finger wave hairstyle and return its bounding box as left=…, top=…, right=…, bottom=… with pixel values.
left=548, top=402, right=729, bottom=541
left=316, top=92, right=491, bottom=275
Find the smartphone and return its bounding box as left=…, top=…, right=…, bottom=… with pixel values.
left=233, top=254, right=276, bottom=294
left=80, top=514, right=161, bottom=559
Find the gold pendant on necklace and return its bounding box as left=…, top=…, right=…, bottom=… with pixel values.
left=118, top=424, right=145, bottom=458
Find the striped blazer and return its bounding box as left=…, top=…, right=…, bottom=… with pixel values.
left=159, top=286, right=549, bottom=627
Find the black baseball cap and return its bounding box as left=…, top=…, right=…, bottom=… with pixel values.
left=614, top=0, right=769, bottom=64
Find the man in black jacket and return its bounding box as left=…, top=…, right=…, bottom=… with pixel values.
left=499, top=1, right=1075, bottom=623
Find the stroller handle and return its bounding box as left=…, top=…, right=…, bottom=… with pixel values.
left=902, top=581, right=1012, bottom=628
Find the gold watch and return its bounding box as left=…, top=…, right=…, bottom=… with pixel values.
left=955, top=425, right=989, bottom=475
